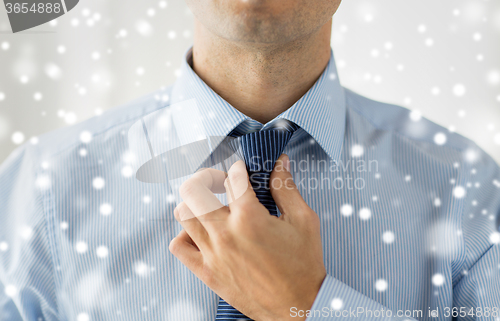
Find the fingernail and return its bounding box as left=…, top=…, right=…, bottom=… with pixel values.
left=283, top=154, right=290, bottom=172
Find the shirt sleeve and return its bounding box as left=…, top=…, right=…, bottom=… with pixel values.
left=304, top=275, right=418, bottom=320
left=452, top=152, right=500, bottom=319
left=0, top=145, right=59, bottom=321
left=306, top=152, right=500, bottom=321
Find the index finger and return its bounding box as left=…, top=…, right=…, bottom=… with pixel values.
left=179, top=167, right=227, bottom=220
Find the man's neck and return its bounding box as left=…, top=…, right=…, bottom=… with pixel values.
left=191, top=19, right=333, bottom=124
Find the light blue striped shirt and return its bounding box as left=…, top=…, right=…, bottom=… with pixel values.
left=1, top=46, right=499, bottom=321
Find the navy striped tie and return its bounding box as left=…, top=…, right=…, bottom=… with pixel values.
left=214, top=120, right=299, bottom=320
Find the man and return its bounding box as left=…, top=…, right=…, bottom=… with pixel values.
left=0, top=1, right=499, bottom=320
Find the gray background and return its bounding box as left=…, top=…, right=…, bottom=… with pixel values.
left=0, top=0, right=499, bottom=164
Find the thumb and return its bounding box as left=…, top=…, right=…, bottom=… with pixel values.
left=270, top=154, right=313, bottom=224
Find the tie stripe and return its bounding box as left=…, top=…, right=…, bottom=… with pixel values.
left=215, top=120, right=299, bottom=320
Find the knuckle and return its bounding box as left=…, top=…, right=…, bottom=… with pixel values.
left=200, top=263, right=215, bottom=287
left=231, top=210, right=261, bottom=238
left=304, top=210, right=321, bottom=231
left=269, top=176, right=281, bottom=190
left=179, top=179, right=197, bottom=199
left=228, top=167, right=247, bottom=186
left=232, top=200, right=256, bottom=222
left=191, top=170, right=206, bottom=181
left=284, top=177, right=297, bottom=190
left=215, top=228, right=232, bottom=244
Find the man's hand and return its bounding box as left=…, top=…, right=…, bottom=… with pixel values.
left=169, top=154, right=326, bottom=321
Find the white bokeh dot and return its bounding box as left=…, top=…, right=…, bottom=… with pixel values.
left=45, top=63, right=62, bottom=80
left=487, top=70, right=500, bottom=86
left=453, top=84, right=466, bottom=97
left=340, top=204, right=353, bottom=216
left=60, top=221, right=68, bottom=230
left=76, top=313, right=90, bottom=321
left=96, top=245, right=109, bottom=258
left=75, top=241, right=88, bottom=253
left=358, top=207, right=372, bottom=220
left=20, top=226, right=33, bottom=240
left=80, top=131, right=92, bottom=143
left=434, top=132, right=447, bottom=145
left=121, top=166, right=133, bottom=178
left=382, top=231, right=395, bottom=244
left=409, top=110, right=422, bottom=121
left=375, top=279, right=388, bottom=292
left=166, top=194, right=176, bottom=203
left=4, top=284, right=17, bottom=297
left=490, top=232, right=500, bottom=244
left=351, top=144, right=364, bottom=157
left=100, top=203, right=113, bottom=216
left=118, top=29, right=128, bottom=38
left=93, top=177, right=105, bottom=190
left=452, top=186, right=466, bottom=199
left=135, top=20, right=153, bottom=37
left=331, top=298, right=343, bottom=310
left=79, top=148, right=88, bottom=157
left=134, top=261, right=149, bottom=276
left=36, top=174, right=51, bottom=190
left=0, top=242, right=8, bottom=252
left=432, top=273, right=445, bottom=286
left=12, top=132, right=25, bottom=145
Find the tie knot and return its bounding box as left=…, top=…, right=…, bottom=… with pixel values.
left=228, top=120, right=299, bottom=172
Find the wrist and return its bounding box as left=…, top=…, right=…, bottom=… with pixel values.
left=279, top=272, right=327, bottom=321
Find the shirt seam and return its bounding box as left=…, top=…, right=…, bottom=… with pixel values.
left=34, top=144, right=62, bottom=320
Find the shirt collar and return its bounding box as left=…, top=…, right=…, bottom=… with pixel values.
left=169, top=46, right=346, bottom=162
